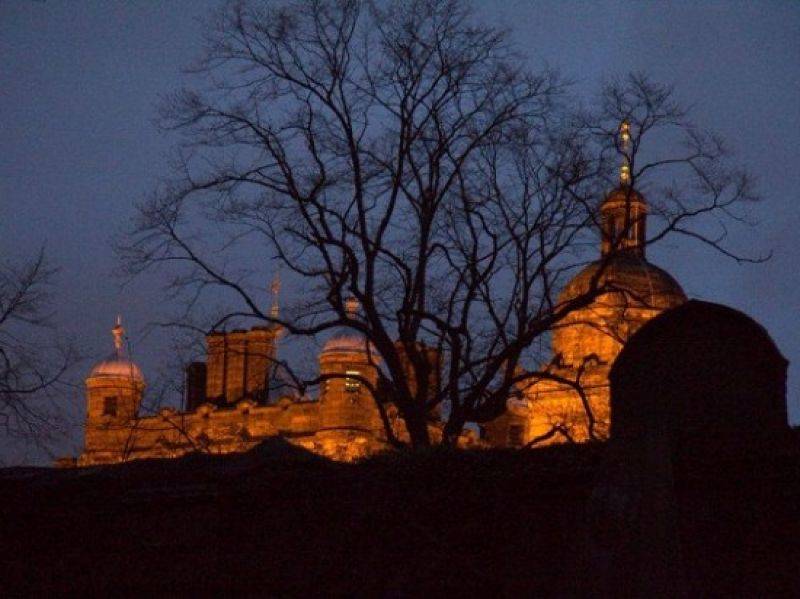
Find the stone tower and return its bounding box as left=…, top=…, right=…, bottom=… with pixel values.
left=83, top=317, right=145, bottom=458
left=204, top=276, right=282, bottom=406
left=317, top=299, right=382, bottom=459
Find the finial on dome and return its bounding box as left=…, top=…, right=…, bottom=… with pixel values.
left=270, top=272, right=281, bottom=319
left=111, top=315, right=125, bottom=356
left=619, top=120, right=631, bottom=147
left=620, top=163, right=631, bottom=186
left=619, top=120, right=631, bottom=186
left=345, top=296, right=360, bottom=318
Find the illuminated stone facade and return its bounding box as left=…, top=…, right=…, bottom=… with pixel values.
left=74, top=149, right=687, bottom=463
left=76, top=318, right=473, bottom=466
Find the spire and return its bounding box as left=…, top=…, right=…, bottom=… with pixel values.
left=600, top=120, right=648, bottom=258
left=269, top=272, right=281, bottom=319
left=111, top=315, right=125, bottom=357
left=619, top=120, right=631, bottom=186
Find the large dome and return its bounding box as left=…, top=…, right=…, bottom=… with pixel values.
left=552, top=253, right=686, bottom=368
left=558, top=252, right=686, bottom=309
left=88, top=355, right=145, bottom=384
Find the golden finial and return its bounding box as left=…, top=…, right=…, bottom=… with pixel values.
left=111, top=315, right=125, bottom=355
left=619, top=120, right=631, bottom=148
left=269, top=272, right=281, bottom=319
left=619, top=120, right=631, bottom=186
left=620, top=163, right=631, bottom=185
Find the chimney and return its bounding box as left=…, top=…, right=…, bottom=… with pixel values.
left=185, top=362, right=207, bottom=411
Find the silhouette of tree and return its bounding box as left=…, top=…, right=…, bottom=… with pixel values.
left=0, top=249, right=75, bottom=445
left=121, top=0, right=762, bottom=447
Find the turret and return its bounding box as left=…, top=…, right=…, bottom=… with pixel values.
left=84, top=317, right=145, bottom=451
left=600, top=186, right=648, bottom=257
left=318, top=298, right=381, bottom=433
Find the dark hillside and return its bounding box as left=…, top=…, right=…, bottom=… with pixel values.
left=1, top=440, right=798, bottom=596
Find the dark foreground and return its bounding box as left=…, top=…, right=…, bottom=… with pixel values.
left=1, top=440, right=799, bottom=596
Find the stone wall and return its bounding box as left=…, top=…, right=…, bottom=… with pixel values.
left=78, top=397, right=393, bottom=466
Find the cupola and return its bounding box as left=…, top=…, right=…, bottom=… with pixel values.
left=84, top=316, right=145, bottom=432
left=600, top=121, right=648, bottom=258
left=87, top=316, right=145, bottom=385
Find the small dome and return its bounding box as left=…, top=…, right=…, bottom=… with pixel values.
left=321, top=330, right=374, bottom=356
left=88, top=356, right=145, bottom=384
left=320, top=299, right=378, bottom=358
left=558, top=252, right=686, bottom=309
left=87, top=316, right=145, bottom=384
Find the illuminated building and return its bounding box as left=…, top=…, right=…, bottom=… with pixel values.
left=75, top=298, right=463, bottom=466
left=482, top=122, right=687, bottom=447
left=73, top=122, right=689, bottom=464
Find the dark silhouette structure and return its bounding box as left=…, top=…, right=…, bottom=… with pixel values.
left=589, top=300, right=795, bottom=596
left=3, top=302, right=797, bottom=596
left=610, top=299, right=790, bottom=454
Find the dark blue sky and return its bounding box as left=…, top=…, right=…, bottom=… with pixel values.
left=2, top=1, right=798, bottom=463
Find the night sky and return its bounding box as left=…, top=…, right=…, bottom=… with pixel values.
left=2, top=1, right=799, bottom=464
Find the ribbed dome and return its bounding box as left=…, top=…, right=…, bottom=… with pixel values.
left=88, top=355, right=145, bottom=384
left=551, top=253, right=687, bottom=368
left=559, top=252, right=686, bottom=309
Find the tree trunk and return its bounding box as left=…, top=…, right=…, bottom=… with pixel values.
left=403, top=407, right=431, bottom=448
left=442, top=414, right=465, bottom=447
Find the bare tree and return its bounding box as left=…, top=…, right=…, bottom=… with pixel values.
left=121, top=0, right=760, bottom=448
left=0, top=249, right=75, bottom=446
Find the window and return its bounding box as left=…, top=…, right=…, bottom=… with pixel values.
left=345, top=370, right=361, bottom=393
left=508, top=424, right=524, bottom=448
left=103, top=396, right=118, bottom=417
